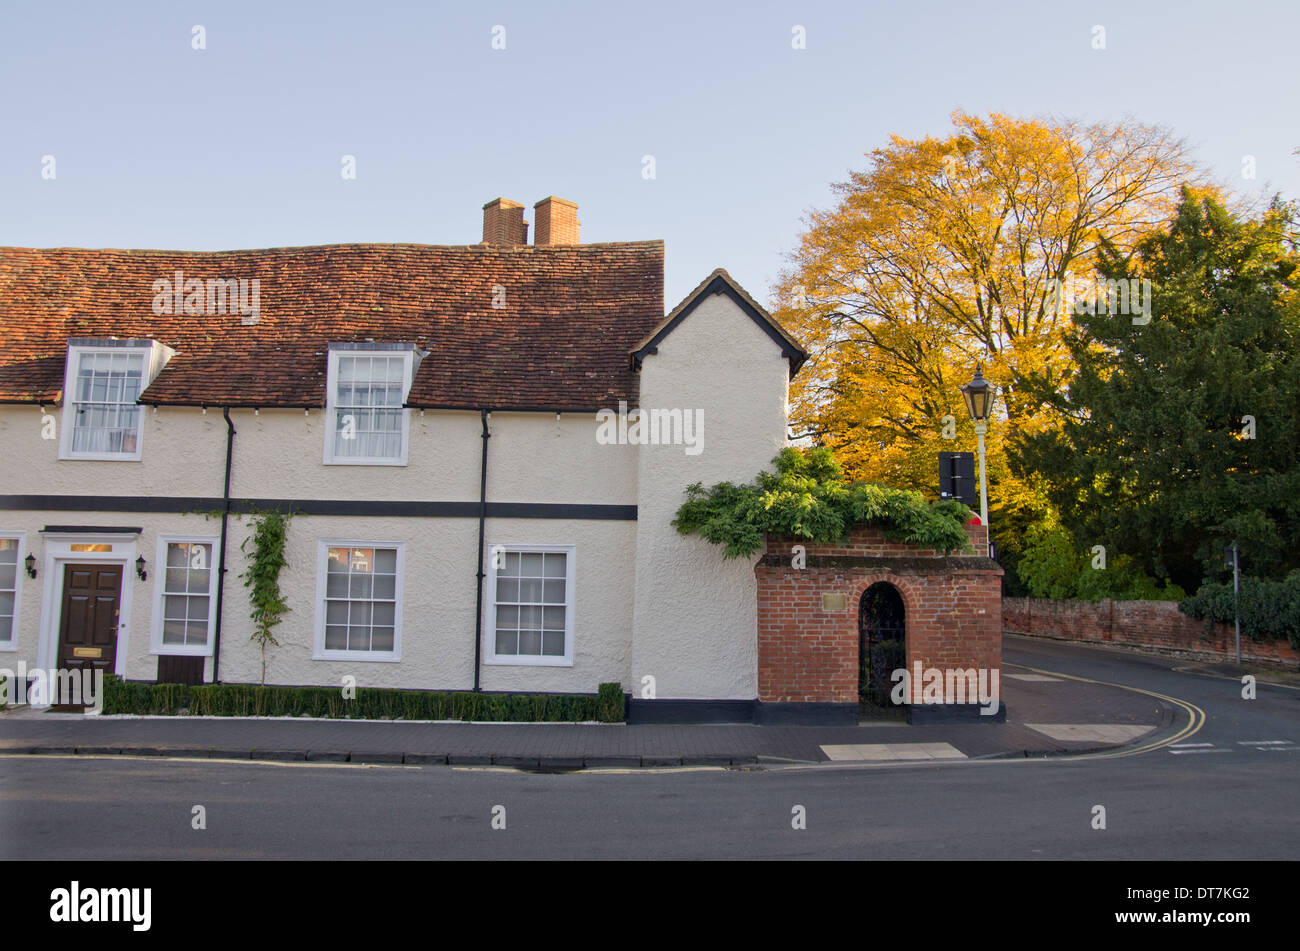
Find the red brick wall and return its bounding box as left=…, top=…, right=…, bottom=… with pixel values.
left=756, top=524, right=1003, bottom=703
left=1003, top=597, right=1300, bottom=667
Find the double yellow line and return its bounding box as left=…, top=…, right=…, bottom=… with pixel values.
left=1005, top=662, right=1207, bottom=759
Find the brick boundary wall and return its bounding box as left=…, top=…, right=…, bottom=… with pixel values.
left=1003, top=597, right=1300, bottom=668
left=756, top=523, right=1003, bottom=704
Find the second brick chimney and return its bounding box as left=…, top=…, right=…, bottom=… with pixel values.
left=482, top=198, right=529, bottom=245
left=533, top=197, right=580, bottom=245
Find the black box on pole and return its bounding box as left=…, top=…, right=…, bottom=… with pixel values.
left=939, top=451, right=977, bottom=507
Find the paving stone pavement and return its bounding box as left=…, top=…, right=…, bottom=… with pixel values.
left=0, top=671, right=1173, bottom=767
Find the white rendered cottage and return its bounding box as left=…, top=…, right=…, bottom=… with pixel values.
left=0, top=197, right=807, bottom=720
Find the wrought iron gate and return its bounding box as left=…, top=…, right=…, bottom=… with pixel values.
left=858, top=582, right=907, bottom=718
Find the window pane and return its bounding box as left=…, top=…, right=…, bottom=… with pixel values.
left=518, top=605, right=542, bottom=630
left=162, top=618, right=186, bottom=645
left=326, top=601, right=347, bottom=625
left=519, top=630, right=541, bottom=655
left=374, top=548, right=397, bottom=573
left=349, top=573, right=373, bottom=599
left=326, top=573, right=348, bottom=598
left=0, top=593, right=15, bottom=617
left=0, top=539, right=19, bottom=563
left=0, top=616, right=11, bottom=641
left=502, top=552, right=520, bottom=575
left=495, top=630, right=518, bottom=655
left=187, top=596, right=208, bottom=622
left=543, top=580, right=566, bottom=604
left=372, top=602, right=395, bottom=626
left=0, top=563, right=15, bottom=591
left=163, top=594, right=187, bottom=622
left=325, top=625, right=347, bottom=650
left=542, top=631, right=565, bottom=656
left=347, top=627, right=371, bottom=652
left=517, top=578, right=543, bottom=602
left=348, top=602, right=372, bottom=627
left=166, top=544, right=188, bottom=567
left=186, top=620, right=209, bottom=646
left=519, top=552, right=544, bottom=576
left=188, top=567, right=210, bottom=595
left=543, top=553, right=566, bottom=578
left=542, top=607, right=565, bottom=631
left=496, top=578, right=519, bottom=602
left=371, top=627, right=394, bottom=651
left=495, top=605, right=518, bottom=628
left=372, top=573, right=395, bottom=600
left=164, top=568, right=188, bottom=593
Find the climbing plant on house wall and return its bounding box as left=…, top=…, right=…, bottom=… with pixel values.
left=239, top=510, right=292, bottom=685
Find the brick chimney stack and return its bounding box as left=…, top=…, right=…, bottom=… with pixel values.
left=482, top=198, right=528, bottom=245
left=533, top=197, right=580, bottom=245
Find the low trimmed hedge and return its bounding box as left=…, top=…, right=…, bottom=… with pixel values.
left=102, top=675, right=626, bottom=722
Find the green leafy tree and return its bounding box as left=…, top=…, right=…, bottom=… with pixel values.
left=1010, top=191, right=1300, bottom=591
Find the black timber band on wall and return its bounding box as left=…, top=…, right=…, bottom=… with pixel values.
left=0, top=496, right=638, bottom=520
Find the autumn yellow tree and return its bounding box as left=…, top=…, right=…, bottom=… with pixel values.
left=772, top=112, right=1204, bottom=579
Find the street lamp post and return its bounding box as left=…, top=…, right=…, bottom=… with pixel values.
left=960, top=366, right=994, bottom=550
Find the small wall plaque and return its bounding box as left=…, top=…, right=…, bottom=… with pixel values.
left=821, top=593, right=847, bottom=611
left=72, top=647, right=102, bottom=659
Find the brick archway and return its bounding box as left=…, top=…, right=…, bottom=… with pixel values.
left=756, top=524, right=1003, bottom=714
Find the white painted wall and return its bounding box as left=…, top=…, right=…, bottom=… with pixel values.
left=0, top=406, right=635, bottom=506
left=0, top=288, right=791, bottom=702
left=630, top=291, right=791, bottom=700
left=0, top=403, right=637, bottom=695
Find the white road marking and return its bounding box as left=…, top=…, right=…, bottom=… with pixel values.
left=1237, top=740, right=1294, bottom=746
left=1169, top=748, right=1231, bottom=755
left=1004, top=673, right=1063, bottom=682
left=820, top=743, right=967, bottom=762
left=1025, top=724, right=1155, bottom=743
left=1170, top=743, right=1214, bottom=748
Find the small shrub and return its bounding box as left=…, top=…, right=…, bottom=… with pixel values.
left=597, top=682, right=625, bottom=722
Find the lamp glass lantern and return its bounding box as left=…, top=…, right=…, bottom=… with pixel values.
left=25, top=553, right=37, bottom=579
left=960, top=366, right=993, bottom=423
left=135, top=555, right=147, bottom=581
left=959, top=364, right=995, bottom=545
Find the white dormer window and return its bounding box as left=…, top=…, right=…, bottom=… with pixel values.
left=324, top=345, right=417, bottom=466
left=58, top=339, right=172, bottom=461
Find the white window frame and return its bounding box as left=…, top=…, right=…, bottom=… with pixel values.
left=57, top=340, right=172, bottom=462
left=322, top=347, right=415, bottom=466
left=312, top=539, right=404, bottom=663
left=484, top=543, right=575, bottom=667
left=149, top=534, right=220, bottom=657
left=0, top=531, right=27, bottom=652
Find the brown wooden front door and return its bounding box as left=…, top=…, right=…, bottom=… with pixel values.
left=57, top=564, right=122, bottom=695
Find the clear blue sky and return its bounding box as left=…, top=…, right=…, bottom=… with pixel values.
left=3, top=0, right=1296, bottom=308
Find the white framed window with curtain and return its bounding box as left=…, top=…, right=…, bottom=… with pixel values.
left=313, top=540, right=404, bottom=662
left=150, top=535, right=219, bottom=656
left=0, top=533, right=25, bottom=650
left=485, top=544, right=575, bottom=666
left=59, top=344, right=152, bottom=460
left=323, top=346, right=414, bottom=465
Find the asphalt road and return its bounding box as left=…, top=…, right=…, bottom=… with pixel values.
left=2, top=636, right=1297, bottom=860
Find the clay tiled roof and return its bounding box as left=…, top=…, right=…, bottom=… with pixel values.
left=0, top=242, right=664, bottom=409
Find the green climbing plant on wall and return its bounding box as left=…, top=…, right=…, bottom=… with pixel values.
left=239, top=509, right=292, bottom=685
